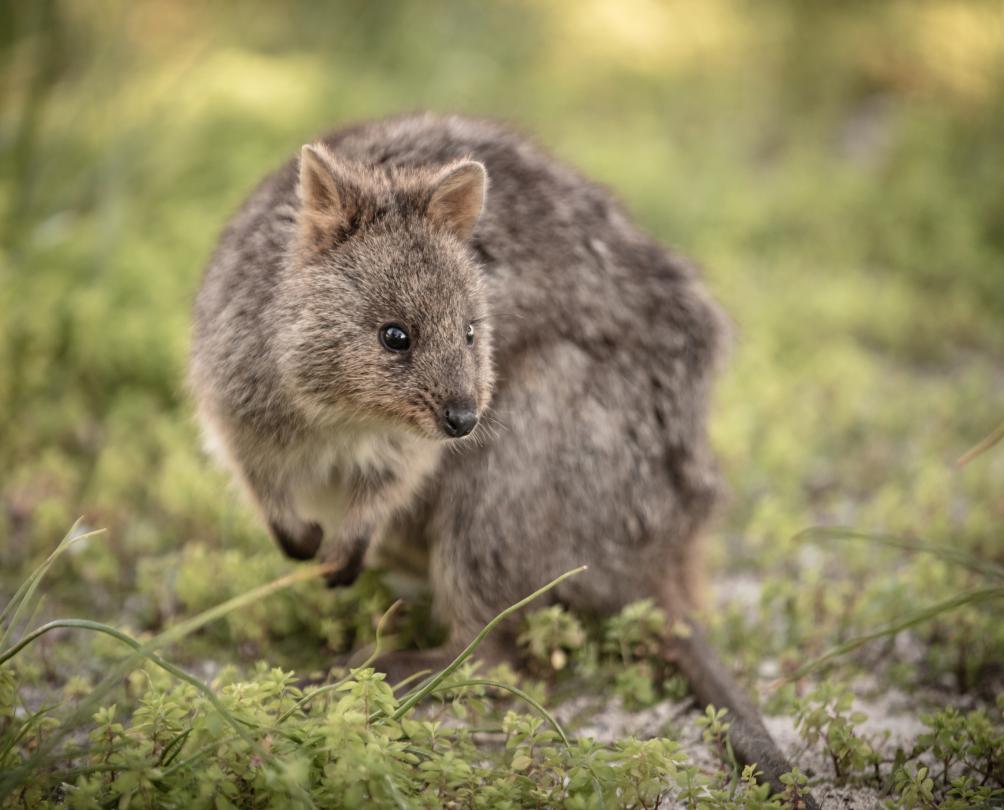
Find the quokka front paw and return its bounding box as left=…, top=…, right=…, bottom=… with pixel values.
left=269, top=519, right=324, bottom=560
left=323, top=537, right=369, bottom=588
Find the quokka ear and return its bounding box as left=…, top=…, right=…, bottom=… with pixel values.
left=297, top=144, right=356, bottom=255
left=427, top=160, right=487, bottom=241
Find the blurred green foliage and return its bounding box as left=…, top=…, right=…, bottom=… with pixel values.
left=1, top=1, right=1004, bottom=802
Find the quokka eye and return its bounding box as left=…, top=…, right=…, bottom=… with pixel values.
left=379, top=323, right=411, bottom=352
left=465, top=323, right=475, bottom=347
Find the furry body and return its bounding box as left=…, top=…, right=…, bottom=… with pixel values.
left=190, top=114, right=813, bottom=804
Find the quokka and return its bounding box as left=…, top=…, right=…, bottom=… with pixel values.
left=190, top=113, right=815, bottom=806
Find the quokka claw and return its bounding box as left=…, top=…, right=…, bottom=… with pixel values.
left=324, top=538, right=368, bottom=588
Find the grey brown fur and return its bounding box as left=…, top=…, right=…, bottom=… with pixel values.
left=190, top=113, right=814, bottom=805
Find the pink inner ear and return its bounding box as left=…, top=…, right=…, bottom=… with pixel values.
left=296, top=147, right=356, bottom=258
left=299, top=145, right=344, bottom=216
left=428, top=162, right=486, bottom=240
left=297, top=145, right=361, bottom=258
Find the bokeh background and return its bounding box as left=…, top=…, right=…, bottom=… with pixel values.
left=2, top=1, right=1003, bottom=684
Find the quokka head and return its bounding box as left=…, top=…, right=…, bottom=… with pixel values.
left=275, top=142, right=495, bottom=440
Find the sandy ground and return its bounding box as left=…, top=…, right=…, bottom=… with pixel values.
left=540, top=573, right=989, bottom=808
left=554, top=686, right=927, bottom=809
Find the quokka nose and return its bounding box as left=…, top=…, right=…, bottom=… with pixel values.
left=441, top=401, right=478, bottom=438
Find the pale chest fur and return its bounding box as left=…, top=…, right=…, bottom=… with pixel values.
left=285, top=425, right=441, bottom=540
left=200, top=397, right=441, bottom=549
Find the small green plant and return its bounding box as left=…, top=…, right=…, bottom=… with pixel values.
left=604, top=599, right=668, bottom=663
left=778, top=768, right=810, bottom=810
left=517, top=604, right=587, bottom=673
left=891, top=764, right=937, bottom=810
left=903, top=700, right=1004, bottom=806
left=614, top=661, right=661, bottom=709
left=696, top=704, right=733, bottom=762
left=604, top=600, right=679, bottom=708
left=793, top=681, right=878, bottom=784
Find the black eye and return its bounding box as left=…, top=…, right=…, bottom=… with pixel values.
left=465, top=323, right=475, bottom=347
left=379, top=323, right=411, bottom=352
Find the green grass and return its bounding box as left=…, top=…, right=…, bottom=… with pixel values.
left=2, top=1, right=1004, bottom=806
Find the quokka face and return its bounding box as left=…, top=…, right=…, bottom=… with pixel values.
left=274, top=145, right=496, bottom=440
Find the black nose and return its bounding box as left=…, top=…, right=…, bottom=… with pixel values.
left=441, top=401, right=478, bottom=437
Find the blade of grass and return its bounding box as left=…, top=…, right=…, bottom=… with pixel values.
left=794, top=526, right=1004, bottom=581
left=156, top=728, right=192, bottom=768
left=390, top=668, right=433, bottom=694
left=0, top=518, right=87, bottom=630
left=148, top=562, right=339, bottom=650
left=956, top=421, right=1004, bottom=467
left=0, top=703, right=59, bottom=764
left=390, top=565, right=587, bottom=721
left=428, top=677, right=569, bottom=745
left=0, top=520, right=105, bottom=647
left=779, top=585, right=1004, bottom=683
left=158, top=734, right=244, bottom=780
